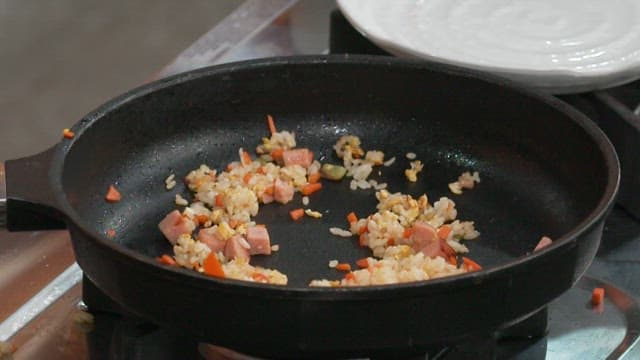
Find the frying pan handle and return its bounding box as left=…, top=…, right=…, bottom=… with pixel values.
left=3, top=147, right=66, bottom=231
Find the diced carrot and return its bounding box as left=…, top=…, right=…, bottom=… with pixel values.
left=157, top=254, right=176, bottom=266
left=105, top=185, right=121, bottom=202
left=335, top=263, right=352, bottom=272
left=106, top=229, right=116, bottom=238
left=252, top=272, right=269, bottom=282
left=226, top=163, right=235, bottom=172
left=403, top=228, right=413, bottom=239
left=345, top=272, right=356, bottom=281
left=356, top=258, right=369, bottom=268
left=437, top=225, right=452, bottom=240
left=447, top=256, right=457, bottom=266
left=462, top=257, right=482, bottom=272
left=264, top=186, right=274, bottom=195
left=300, top=182, right=322, bottom=196
left=387, top=238, right=395, bottom=246
left=592, top=287, right=605, bottom=306
left=271, top=148, right=284, bottom=162
left=229, top=219, right=239, bottom=228
left=359, top=225, right=368, bottom=235
left=241, top=151, right=252, bottom=166
left=243, top=172, right=253, bottom=184
left=203, top=253, right=225, bottom=278
left=308, top=173, right=321, bottom=184
left=290, top=208, right=304, bottom=221
left=195, top=214, right=209, bottom=225
left=346, top=212, right=358, bottom=224
left=256, top=166, right=266, bottom=175
left=359, top=233, right=367, bottom=247
left=215, top=193, right=224, bottom=207
left=63, top=128, right=75, bottom=139
left=267, top=114, right=276, bottom=135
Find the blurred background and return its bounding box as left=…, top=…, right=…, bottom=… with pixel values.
left=0, top=0, right=242, bottom=160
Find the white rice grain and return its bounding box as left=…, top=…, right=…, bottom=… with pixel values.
left=271, top=244, right=280, bottom=252
left=329, top=227, right=353, bottom=237
left=406, top=152, right=417, bottom=160
left=302, top=196, right=310, bottom=206
left=165, top=174, right=177, bottom=190
left=175, top=194, right=189, bottom=206
left=374, top=182, right=388, bottom=190
left=383, top=157, right=396, bottom=167
left=328, top=260, right=339, bottom=268
left=305, top=209, right=323, bottom=218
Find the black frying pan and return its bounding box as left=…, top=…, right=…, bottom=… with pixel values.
left=3, top=56, right=619, bottom=358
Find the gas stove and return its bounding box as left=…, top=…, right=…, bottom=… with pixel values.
left=1, top=2, right=640, bottom=359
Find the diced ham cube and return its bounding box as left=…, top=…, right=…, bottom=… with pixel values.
left=282, top=148, right=314, bottom=168
left=224, top=235, right=250, bottom=261
left=158, top=210, right=196, bottom=245
left=534, top=236, right=553, bottom=251
left=197, top=227, right=226, bottom=252
left=274, top=178, right=294, bottom=204
left=246, top=226, right=271, bottom=255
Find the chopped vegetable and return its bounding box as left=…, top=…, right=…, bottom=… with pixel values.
left=320, top=163, right=347, bottom=181
left=301, top=182, right=322, bottom=195
left=462, top=257, right=482, bottom=272
left=106, top=229, right=116, bottom=238
left=105, top=185, right=121, bottom=202
left=243, top=172, right=253, bottom=184
left=270, top=148, right=284, bottom=163
left=215, top=193, right=224, bottom=207
left=195, top=214, right=209, bottom=225
left=308, top=173, right=321, bottom=184
left=203, top=253, right=225, bottom=278
left=403, top=228, right=413, bottom=239
left=592, top=287, right=605, bottom=306
left=157, top=254, right=176, bottom=266
left=252, top=272, right=269, bottom=282
left=346, top=212, right=358, bottom=224
left=240, top=150, right=252, bottom=166
left=290, top=208, right=304, bottom=221
left=63, top=128, right=75, bottom=139
left=447, top=256, right=458, bottom=266
left=267, top=114, right=276, bottom=134
left=356, top=258, right=369, bottom=268
left=359, top=233, right=367, bottom=247
left=345, top=272, right=356, bottom=281
left=437, top=225, right=452, bottom=240
left=335, top=263, right=352, bottom=272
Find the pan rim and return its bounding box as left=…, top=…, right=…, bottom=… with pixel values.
left=50, top=54, right=620, bottom=298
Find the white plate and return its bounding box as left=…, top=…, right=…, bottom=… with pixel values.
left=337, top=0, right=640, bottom=94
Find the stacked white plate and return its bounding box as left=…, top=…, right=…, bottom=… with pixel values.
left=337, top=0, right=640, bottom=94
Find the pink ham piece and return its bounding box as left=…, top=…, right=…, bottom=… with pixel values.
left=246, top=226, right=271, bottom=255
left=158, top=210, right=196, bottom=245
left=274, top=178, right=294, bottom=204
left=197, top=227, right=226, bottom=253
left=282, top=148, right=314, bottom=168
left=411, top=222, right=453, bottom=259
left=534, top=236, right=553, bottom=251
left=224, top=235, right=250, bottom=261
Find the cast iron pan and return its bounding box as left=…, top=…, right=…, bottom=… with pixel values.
left=2, top=55, right=619, bottom=358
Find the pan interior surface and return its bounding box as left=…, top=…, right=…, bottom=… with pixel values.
left=61, top=58, right=613, bottom=289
